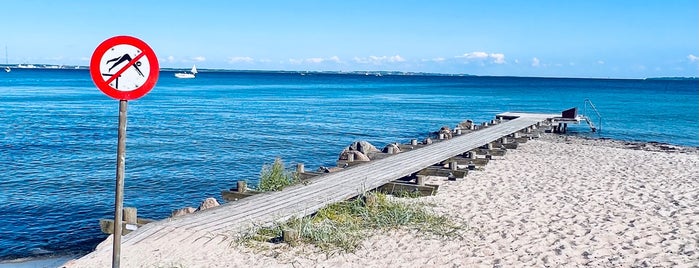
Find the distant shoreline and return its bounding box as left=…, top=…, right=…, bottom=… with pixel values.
left=2, top=64, right=697, bottom=81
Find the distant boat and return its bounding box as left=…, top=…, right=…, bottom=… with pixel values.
left=4, top=46, right=9, bottom=72
left=175, top=65, right=197, bottom=79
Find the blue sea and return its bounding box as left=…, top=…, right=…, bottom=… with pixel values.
left=0, top=69, right=697, bottom=261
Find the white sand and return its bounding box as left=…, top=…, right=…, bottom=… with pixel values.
left=64, top=135, right=699, bottom=267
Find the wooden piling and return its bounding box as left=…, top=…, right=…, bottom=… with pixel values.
left=282, top=228, right=299, bottom=243
left=411, top=139, right=418, bottom=146
left=416, top=175, right=425, bottom=186
left=450, top=160, right=458, bottom=171
left=347, top=153, right=355, bottom=162
left=237, top=181, right=247, bottom=193
left=296, top=163, right=305, bottom=174
left=123, top=207, right=137, bottom=225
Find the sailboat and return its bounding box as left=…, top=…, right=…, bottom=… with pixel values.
left=4, top=46, right=9, bottom=73
left=175, top=65, right=197, bottom=78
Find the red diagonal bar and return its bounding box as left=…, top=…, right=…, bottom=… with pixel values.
left=104, top=52, right=146, bottom=86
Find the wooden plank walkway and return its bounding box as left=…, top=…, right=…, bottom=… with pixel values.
left=84, top=113, right=551, bottom=260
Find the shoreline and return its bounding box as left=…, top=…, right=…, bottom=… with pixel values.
left=62, top=133, right=699, bottom=267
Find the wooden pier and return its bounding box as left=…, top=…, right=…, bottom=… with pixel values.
left=79, top=113, right=554, bottom=263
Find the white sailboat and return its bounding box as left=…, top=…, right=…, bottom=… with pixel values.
left=4, top=46, right=9, bottom=73
left=175, top=65, right=197, bottom=78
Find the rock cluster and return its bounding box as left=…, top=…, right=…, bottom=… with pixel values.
left=170, top=197, right=220, bottom=218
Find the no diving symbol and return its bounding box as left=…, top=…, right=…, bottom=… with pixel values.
left=102, top=50, right=146, bottom=89
left=90, top=36, right=159, bottom=100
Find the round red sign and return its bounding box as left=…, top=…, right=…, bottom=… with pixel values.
left=90, top=36, right=159, bottom=100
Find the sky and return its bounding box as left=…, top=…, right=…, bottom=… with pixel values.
left=1, top=0, right=697, bottom=78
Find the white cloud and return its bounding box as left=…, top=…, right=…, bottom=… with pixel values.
left=456, top=51, right=506, bottom=64
left=166, top=56, right=175, bottom=63
left=490, top=53, right=505, bottom=64
left=192, top=56, right=206, bottom=62
left=289, top=56, right=342, bottom=64
left=421, top=57, right=445, bottom=62
left=688, top=54, right=699, bottom=62
left=353, top=55, right=405, bottom=65
left=229, top=56, right=254, bottom=63
left=597, top=60, right=605, bottom=65
left=531, top=57, right=540, bottom=67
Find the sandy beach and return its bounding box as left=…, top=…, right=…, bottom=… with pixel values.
left=64, top=134, right=699, bottom=267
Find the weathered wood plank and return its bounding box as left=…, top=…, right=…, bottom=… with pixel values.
left=221, top=190, right=260, bottom=202
left=418, top=166, right=467, bottom=178
left=377, top=182, right=439, bottom=196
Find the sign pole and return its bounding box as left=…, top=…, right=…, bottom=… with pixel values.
left=89, top=35, right=159, bottom=268
left=112, top=99, right=128, bottom=268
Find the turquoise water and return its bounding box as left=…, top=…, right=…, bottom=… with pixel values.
left=0, top=69, right=697, bottom=260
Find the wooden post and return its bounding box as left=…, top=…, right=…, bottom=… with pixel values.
left=411, top=139, right=417, bottom=146
left=416, top=175, right=425, bottom=186
left=282, top=228, right=299, bottom=243
left=450, top=161, right=458, bottom=171
left=296, top=163, right=304, bottom=174
left=387, top=146, right=395, bottom=154
left=487, top=142, right=493, bottom=150
left=455, top=128, right=462, bottom=135
left=438, top=133, right=445, bottom=140
left=513, top=132, right=521, bottom=138
left=347, top=153, right=355, bottom=162
left=237, top=180, right=247, bottom=193
left=468, top=151, right=477, bottom=159
left=123, top=207, right=137, bottom=225
left=501, top=137, right=509, bottom=144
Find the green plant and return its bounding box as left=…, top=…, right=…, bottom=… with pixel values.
left=240, top=192, right=463, bottom=253
left=257, top=157, right=298, bottom=192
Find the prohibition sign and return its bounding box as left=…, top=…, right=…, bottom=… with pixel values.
left=90, top=36, right=159, bottom=100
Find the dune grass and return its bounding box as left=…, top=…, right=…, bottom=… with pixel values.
left=241, top=192, right=462, bottom=253
left=257, top=157, right=299, bottom=192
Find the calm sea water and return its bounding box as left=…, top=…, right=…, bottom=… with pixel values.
left=0, top=69, right=697, bottom=260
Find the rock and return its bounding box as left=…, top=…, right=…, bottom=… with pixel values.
left=197, top=197, right=220, bottom=211
left=382, top=143, right=401, bottom=154
left=458, top=120, right=474, bottom=130
left=338, top=149, right=371, bottom=161
left=439, top=126, right=453, bottom=139
left=347, top=141, right=380, bottom=156
left=171, top=207, right=196, bottom=217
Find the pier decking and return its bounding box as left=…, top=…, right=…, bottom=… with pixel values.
left=76, top=113, right=552, bottom=264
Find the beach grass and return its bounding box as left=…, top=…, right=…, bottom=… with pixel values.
left=240, top=192, right=463, bottom=253
left=256, top=157, right=299, bottom=192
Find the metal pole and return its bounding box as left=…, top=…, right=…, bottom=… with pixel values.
left=112, top=100, right=128, bottom=268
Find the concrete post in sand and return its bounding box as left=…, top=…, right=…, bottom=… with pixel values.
left=296, top=163, right=305, bottom=174
left=411, top=139, right=418, bottom=146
